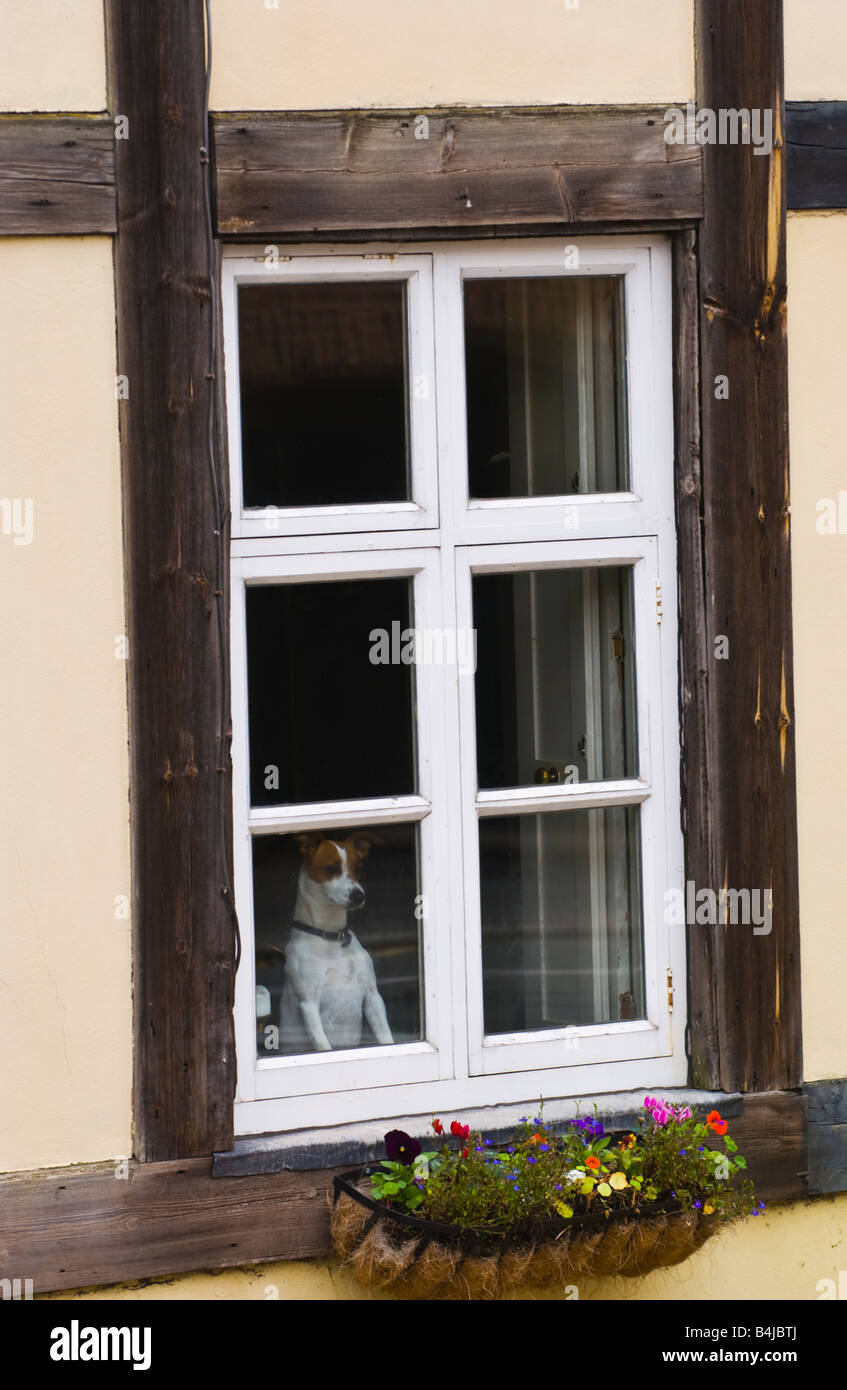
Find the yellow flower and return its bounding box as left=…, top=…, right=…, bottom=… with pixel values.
left=704, top=1203, right=715, bottom=1215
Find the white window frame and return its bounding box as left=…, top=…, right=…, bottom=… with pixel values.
left=226, top=236, right=686, bottom=1138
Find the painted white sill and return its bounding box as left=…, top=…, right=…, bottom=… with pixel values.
left=212, top=1089, right=743, bottom=1176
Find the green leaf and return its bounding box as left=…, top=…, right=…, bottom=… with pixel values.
left=724, top=1136, right=738, bottom=1153
left=733, top=1156, right=747, bottom=1169
left=597, top=1182, right=612, bottom=1197
left=382, top=1182, right=400, bottom=1195
left=580, top=1177, right=596, bottom=1195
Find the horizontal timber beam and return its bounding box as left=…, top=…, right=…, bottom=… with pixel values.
left=786, top=101, right=847, bottom=210
left=212, top=107, right=704, bottom=237
left=0, top=1091, right=808, bottom=1294
left=0, top=116, right=116, bottom=235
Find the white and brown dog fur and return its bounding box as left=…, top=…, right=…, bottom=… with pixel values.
left=279, top=830, right=394, bottom=1053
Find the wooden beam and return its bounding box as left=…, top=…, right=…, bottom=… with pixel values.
left=0, top=116, right=115, bottom=235
left=104, top=0, right=237, bottom=1161
left=786, top=101, right=847, bottom=210
left=672, top=226, right=722, bottom=1089
left=213, top=109, right=703, bottom=237
left=0, top=1091, right=808, bottom=1294
left=693, top=1, right=801, bottom=1091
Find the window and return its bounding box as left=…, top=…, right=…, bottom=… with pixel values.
left=224, top=237, right=685, bottom=1135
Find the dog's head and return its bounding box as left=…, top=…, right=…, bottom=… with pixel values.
left=294, top=831, right=383, bottom=911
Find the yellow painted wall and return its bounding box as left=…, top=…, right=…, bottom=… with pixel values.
left=0, top=0, right=106, bottom=112
left=209, top=0, right=694, bottom=110
left=0, top=239, right=132, bottom=1171
left=41, top=1194, right=847, bottom=1300
left=788, top=212, right=847, bottom=1082
left=785, top=0, right=847, bottom=99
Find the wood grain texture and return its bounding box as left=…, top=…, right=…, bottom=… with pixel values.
left=786, top=101, right=847, bottom=209
left=694, top=1, right=801, bottom=1091
left=672, top=226, right=722, bottom=1088
left=0, top=1091, right=808, bottom=1293
left=0, top=1159, right=344, bottom=1294
left=213, top=109, right=704, bottom=236
left=104, top=0, right=236, bottom=1161
left=0, top=116, right=116, bottom=234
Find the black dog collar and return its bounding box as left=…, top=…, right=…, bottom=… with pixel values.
left=291, top=920, right=352, bottom=947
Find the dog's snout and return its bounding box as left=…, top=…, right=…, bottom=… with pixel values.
left=348, top=885, right=365, bottom=907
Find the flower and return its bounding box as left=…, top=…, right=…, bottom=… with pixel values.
left=679, top=1150, right=686, bottom=1157
left=704, top=1203, right=715, bottom=1215
left=527, top=1155, right=537, bottom=1165
left=538, top=1143, right=550, bottom=1153
left=432, top=1118, right=444, bottom=1135
left=384, top=1130, right=421, bottom=1164
left=706, top=1110, right=728, bottom=1136
left=566, top=1169, right=585, bottom=1184
left=461, top=1146, right=469, bottom=1159
left=585, top=1155, right=601, bottom=1171
left=450, top=1121, right=470, bottom=1140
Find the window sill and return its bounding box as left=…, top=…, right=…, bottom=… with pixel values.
left=212, top=1088, right=743, bottom=1177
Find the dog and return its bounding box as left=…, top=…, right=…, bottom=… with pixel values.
left=278, top=830, right=394, bottom=1054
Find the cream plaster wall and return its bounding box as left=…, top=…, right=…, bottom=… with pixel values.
left=41, top=1194, right=847, bottom=1300
left=0, top=0, right=106, bottom=112
left=785, top=0, right=847, bottom=100
left=787, top=212, right=847, bottom=1082
left=209, top=0, right=694, bottom=111
left=0, top=238, right=131, bottom=1171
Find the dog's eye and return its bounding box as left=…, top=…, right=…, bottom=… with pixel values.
left=324, top=865, right=342, bottom=877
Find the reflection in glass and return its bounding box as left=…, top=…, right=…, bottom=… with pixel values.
left=464, top=275, right=628, bottom=498
left=239, top=281, right=410, bottom=508
left=473, top=566, right=637, bottom=790
left=479, top=806, right=644, bottom=1034
left=253, top=823, right=423, bottom=1057
left=246, top=577, right=416, bottom=806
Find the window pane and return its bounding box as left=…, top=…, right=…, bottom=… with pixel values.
left=464, top=276, right=628, bottom=498
left=239, top=281, right=410, bottom=508
left=479, top=806, right=644, bottom=1034
left=246, top=578, right=416, bottom=805
left=254, top=823, right=423, bottom=1057
left=473, top=566, right=637, bottom=790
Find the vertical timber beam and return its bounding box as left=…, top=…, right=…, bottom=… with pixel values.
left=692, top=1, right=801, bottom=1090
left=105, top=1, right=236, bottom=1159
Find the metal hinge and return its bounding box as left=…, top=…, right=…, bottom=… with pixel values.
left=656, top=580, right=664, bottom=624
left=667, top=967, right=674, bottom=1012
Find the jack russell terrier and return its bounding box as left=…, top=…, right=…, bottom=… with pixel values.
left=278, top=830, right=394, bottom=1054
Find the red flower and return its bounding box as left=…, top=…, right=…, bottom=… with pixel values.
left=450, top=1121, right=470, bottom=1140
left=585, top=1155, right=601, bottom=1171
left=432, top=1118, right=444, bottom=1135
left=706, top=1110, right=728, bottom=1136
left=461, top=1147, right=469, bottom=1159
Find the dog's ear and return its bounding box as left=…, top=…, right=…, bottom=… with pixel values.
left=347, top=830, right=384, bottom=860
left=294, top=830, right=324, bottom=857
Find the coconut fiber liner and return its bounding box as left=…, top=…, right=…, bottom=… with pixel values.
left=330, top=1168, right=719, bottom=1300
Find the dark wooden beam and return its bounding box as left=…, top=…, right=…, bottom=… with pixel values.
left=672, top=226, right=722, bottom=1088
left=0, top=116, right=115, bottom=235
left=104, top=0, right=236, bottom=1161
left=786, top=101, right=847, bottom=209
left=0, top=1091, right=808, bottom=1294
left=805, top=1080, right=847, bottom=1194
left=693, top=1, right=801, bottom=1091
left=212, top=108, right=703, bottom=237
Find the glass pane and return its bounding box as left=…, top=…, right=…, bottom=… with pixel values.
left=239, top=281, right=410, bottom=508
left=473, top=566, right=637, bottom=790
left=246, top=578, right=416, bottom=805
left=254, top=823, right=423, bottom=1057
left=464, top=275, right=628, bottom=498
left=479, top=806, right=644, bottom=1034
